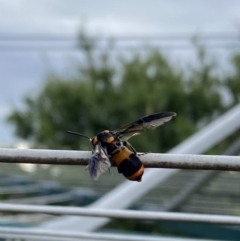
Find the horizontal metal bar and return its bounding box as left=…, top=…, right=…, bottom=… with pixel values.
left=0, top=148, right=240, bottom=171
left=1, top=203, right=240, bottom=225
left=0, top=227, right=217, bottom=241
left=0, top=233, right=79, bottom=241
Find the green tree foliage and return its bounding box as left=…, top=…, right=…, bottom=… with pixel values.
left=7, top=34, right=238, bottom=153
left=226, top=54, right=240, bottom=104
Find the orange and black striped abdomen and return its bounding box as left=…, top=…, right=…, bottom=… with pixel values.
left=112, top=148, right=144, bottom=182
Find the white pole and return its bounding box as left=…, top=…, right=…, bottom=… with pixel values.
left=1, top=148, right=240, bottom=170
left=0, top=227, right=218, bottom=241
left=1, top=203, right=240, bottom=225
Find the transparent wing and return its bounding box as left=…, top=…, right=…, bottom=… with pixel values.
left=113, top=112, right=176, bottom=141
left=88, top=143, right=111, bottom=180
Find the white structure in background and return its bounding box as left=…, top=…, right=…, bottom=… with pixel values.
left=41, top=104, right=240, bottom=232
left=15, top=142, right=37, bottom=173
left=0, top=142, right=30, bottom=149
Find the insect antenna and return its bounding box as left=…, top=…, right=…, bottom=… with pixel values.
left=66, top=130, right=92, bottom=141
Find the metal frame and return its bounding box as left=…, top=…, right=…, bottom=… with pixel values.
left=42, top=103, right=240, bottom=231
left=0, top=203, right=240, bottom=225
left=0, top=227, right=218, bottom=241
left=0, top=149, right=240, bottom=171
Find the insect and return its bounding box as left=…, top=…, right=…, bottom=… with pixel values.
left=67, top=112, right=176, bottom=182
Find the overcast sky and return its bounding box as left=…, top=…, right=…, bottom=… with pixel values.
left=0, top=0, right=240, bottom=144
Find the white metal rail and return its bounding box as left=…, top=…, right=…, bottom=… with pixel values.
left=0, top=203, right=240, bottom=225
left=0, top=148, right=240, bottom=171
left=0, top=227, right=218, bottom=241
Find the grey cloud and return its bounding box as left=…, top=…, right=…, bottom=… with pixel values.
left=0, top=0, right=239, bottom=144
left=0, top=0, right=239, bottom=35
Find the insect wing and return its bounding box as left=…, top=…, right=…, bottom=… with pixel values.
left=88, top=144, right=111, bottom=180
left=113, top=112, right=176, bottom=141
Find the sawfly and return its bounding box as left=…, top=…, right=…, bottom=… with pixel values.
left=67, top=112, right=176, bottom=182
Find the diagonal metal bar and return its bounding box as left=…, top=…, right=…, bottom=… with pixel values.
left=163, top=137, right=240, bottom=211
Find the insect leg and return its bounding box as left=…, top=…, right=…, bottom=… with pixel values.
left=123, top=141, right=137, bottom=155
left=123, top=141, right=150, bottom=156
